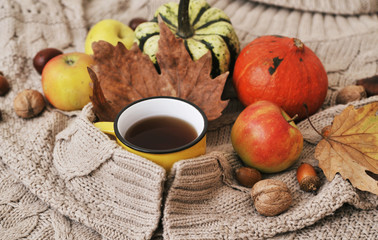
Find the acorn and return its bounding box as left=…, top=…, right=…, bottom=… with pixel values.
left=296, top=163, right=321, bottom=192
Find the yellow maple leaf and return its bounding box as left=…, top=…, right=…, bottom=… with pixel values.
left=315, top=102, right=378, bottom=195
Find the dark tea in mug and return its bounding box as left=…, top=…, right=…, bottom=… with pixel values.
left=124, top=115, right=198, bottom=150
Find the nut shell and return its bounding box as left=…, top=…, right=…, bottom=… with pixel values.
left=336, top=85, right=366, bottom=105
left=0, top=74, right=10, bottom=96
left=235, top=167, right=262, bottom=188
left=356, top=75, right=378, bottom=97
left=251, top=179, right=292, bottom=216
left=33, top=48, right=63, bottom=74
left=129, top=17, right=147, bottom=30
left=296, top=163, right=321, bottom=192
left=299, top=175, right=321, bottom=192
left=14, top=89, right=45, bottom=118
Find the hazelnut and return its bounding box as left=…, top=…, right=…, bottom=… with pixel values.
left=356, top=75, right=378, bottom=97
left=33, top=48, right=63, bottom=74
left=0, top=72, right=10, bottom=96
left=336, top=85, right=366, bottom=105
left=13, top=89, right=46, bottom=118
left=235, top=167, right=262, bottom=188
left=251, top=179, right=292, bottom=216
left=129, top=18, right=147, bottom=30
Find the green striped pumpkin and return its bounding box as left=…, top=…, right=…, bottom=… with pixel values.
left=134, top=0, right=240, bottom=78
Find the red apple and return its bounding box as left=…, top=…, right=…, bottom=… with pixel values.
left=42, top=52, right=94, bottom=111
left=231, top=100, right=303, bottom=173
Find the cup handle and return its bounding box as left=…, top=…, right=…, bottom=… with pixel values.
left=94, top=122, right=116, bottom=137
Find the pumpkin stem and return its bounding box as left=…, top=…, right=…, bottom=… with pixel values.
left=293, top=38, right=304, bottom=50
left=177, top=0, right=194, bottom=38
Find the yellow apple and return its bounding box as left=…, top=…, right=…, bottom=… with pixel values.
left=41, top=52, right=94, bottom=111
left=85, top=19, right=135, bottom=55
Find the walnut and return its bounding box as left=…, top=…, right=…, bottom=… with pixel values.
left=13, top=89, right=45, bottom=118
left=251, top=179, right=292, bottom=216
left=336, top=85, right=366, bottom=105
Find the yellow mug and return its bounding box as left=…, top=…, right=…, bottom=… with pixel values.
left=94, top=96, right=207, bottom=171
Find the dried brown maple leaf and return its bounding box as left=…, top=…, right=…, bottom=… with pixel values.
left=88, top=19, right=229, bottom=121
left=314, top=102, right=378, bottom=195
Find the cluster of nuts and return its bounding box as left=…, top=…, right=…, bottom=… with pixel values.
left=235, top=166, right=292, bottom=216
left=235, top=163, right=320, bottom=217
left=0, top=47, right=60, bottom=120
left=0, top=70, right=46, bottom=119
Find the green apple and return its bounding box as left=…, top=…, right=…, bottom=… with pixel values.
left=85, top=19, right=135, bottom=55
left=41, top=52, right=94, bottom=111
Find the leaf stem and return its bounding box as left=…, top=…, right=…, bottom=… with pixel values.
left=304, top=103, right=328, bottom=140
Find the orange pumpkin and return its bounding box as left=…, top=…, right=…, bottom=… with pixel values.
left=233, top=35, right=328, bottom=120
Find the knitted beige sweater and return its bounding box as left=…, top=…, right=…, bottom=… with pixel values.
left=0, top=0, right=377, bottom=239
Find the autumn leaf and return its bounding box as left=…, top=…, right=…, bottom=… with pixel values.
left=314, top=102, right=378, bottom=195
left=88, top=18, right=229, bottom=121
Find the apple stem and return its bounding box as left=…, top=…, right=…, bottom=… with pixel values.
left=287, top=114, right=298, bottom=123
left=66, top=59, right=75, bottom=66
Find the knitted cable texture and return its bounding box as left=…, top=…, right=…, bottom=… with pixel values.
left=0, top=0, right=377, bottom=239
left=0, top=0, right=101, bottom=239
left=249, top=0, right=378, bottom=15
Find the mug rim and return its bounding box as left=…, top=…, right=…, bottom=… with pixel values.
left=114, top=96, right=208, bottom=154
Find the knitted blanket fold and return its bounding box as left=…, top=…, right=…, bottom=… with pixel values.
left=0, top=0, right=377, bottom=239
left=1, top=105, right=166, bottom=240
left=163, top=97, right=378, bottom=240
